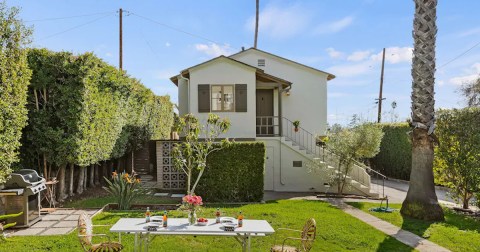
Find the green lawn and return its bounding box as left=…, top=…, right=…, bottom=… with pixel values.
left=63, top=194, right=180, bottom=208
left=348, top=202, right=480, bottom=252
left=1, top=200, right=414, bottom=252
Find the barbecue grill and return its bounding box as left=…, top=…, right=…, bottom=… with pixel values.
left=0, top=169, right=46, bottom=228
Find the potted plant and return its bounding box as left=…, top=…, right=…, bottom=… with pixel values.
left=293, top=120, right=300, bottom=132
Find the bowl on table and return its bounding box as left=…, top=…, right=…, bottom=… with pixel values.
left=196, top=218, right=208, bottom=226
left=151, top=216, right=163, bottom=223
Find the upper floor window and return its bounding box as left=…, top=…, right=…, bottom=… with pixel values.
left=211, top=85, right=234, bottom=112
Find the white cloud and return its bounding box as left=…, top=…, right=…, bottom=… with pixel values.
left=245, top=3, right=311, bottom=39
left=371, top=47, right=413, bottom=64
left=105, top=52, right=113, bottom=57
left=327, top=61, right=372, bottom=77
left=165, top=42, right=171, bottom=47
left=194, top=43, right=233, bottom=57
left=458, top=28, right=480, bottom=37
left=326, top=47, right=344, bottom=59
left=448, top=62, right=480, bottom=85
left=347, top=50, right=372, bottom=62
left=314, top=16, right=354, bottom=34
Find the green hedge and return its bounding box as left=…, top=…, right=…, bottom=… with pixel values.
left=369, top=123, right=412, bottom=180
left=194, top=142, right=265, bottom=202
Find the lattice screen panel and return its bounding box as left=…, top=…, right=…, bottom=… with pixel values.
left=156, top=141, right=186, bottom=189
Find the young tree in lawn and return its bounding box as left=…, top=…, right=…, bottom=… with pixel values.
left=434, top=108, right=480, bottom=209
left=0, top=2, right=32, bottom=183
left=172, top=113, right=230, bottom=195
left=308, top=123, right=383, bottom=195
left=401, top=0, right=444, bottom=221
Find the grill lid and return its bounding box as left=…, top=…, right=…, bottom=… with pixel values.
left=5, top=169, right=45, bottom=188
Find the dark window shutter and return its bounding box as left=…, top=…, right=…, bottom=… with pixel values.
left=198, top=84, right=210, bottom=113
left=235, top=84, right=247, bottom=112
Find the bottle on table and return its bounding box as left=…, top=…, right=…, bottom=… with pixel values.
left=215, top=208, right=221, bottom=224
left=238, top=211, right=243, bottom=227
left=145, top=207, right=151, bottom=223
left=163, top=210, right=168, bottom=227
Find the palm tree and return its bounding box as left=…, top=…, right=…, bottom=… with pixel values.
left=401, top=0, right=444, bottom=221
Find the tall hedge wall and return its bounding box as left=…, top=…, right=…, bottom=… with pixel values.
left=369, top=123, right=412, bottom=180
left=0, top=3, right=32, bottom=183
left=194, top=142, right=265, bottom=202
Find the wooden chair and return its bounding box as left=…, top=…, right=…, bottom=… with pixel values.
left=271, top=218, right=317, bottom=252
left=77, top=211, right=123, bottom=252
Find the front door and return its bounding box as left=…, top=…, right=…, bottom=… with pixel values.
left=256, top=89, right=274, bottom=135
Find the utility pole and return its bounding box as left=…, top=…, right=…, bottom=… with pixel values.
left=254, top=0, right=259, bottom=48
left=119, top=8, right=123, bottom=70
left=377, top=48, right=386, bottom=123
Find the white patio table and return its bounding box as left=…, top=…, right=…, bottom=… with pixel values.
left=110, top=218, right=275, bottom=252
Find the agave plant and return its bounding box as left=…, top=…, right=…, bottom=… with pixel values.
left=103, top=171, right=143, bottom=210
left=0, top=212, right=23, bottom=240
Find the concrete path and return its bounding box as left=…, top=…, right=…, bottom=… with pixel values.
left=326, top=198, right=451, bottom=252
left=8, top=209, right=100, bottom=236
left=372, top=179, right=453, bottom=204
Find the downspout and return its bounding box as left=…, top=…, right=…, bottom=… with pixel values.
left=179, top=73, right=190, bottom=114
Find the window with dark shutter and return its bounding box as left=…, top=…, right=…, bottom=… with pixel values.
left=235, top=84, right=247, bottom=112
left=198, top=84, right=210, bottom=113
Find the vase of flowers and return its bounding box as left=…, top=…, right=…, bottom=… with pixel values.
left=182, top=194, right=203, bottom=225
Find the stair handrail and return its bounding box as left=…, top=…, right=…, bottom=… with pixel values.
left=280, top=116, right=386, bottom=198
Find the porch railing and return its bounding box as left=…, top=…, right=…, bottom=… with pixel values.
left=256, top=116, right=386, bottom=198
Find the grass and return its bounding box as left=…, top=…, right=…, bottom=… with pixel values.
left=0, top=200, right=414, bottom=252
left=63, top=194, right=180, bottom=208
left=348, top=202, right=480, bottom=252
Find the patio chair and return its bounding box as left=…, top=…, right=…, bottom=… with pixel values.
left=271, top=218, right=317, bottom=252
left=77, top=211, right=123, bottom=252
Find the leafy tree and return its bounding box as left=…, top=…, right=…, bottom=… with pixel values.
left=434, top=108, right=480, bottom=209
left=0, top=2, right=32, bottom=183
left=172, top=113, right=230, bottom=195
left=401, top=0, right=444, bottom=221
left=308, top=123, right=384, bottom=195
left=459, top=77, right=480, bottom=107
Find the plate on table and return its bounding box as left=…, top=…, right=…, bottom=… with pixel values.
left=220, top=217, right=236, bottom=224
left=147, top=222, right=161, bottom=228
left=151, top=216, right=163, bottom=223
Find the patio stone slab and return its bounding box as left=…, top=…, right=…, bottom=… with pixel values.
left=64, top=215, right=81, bottom=221
left=40, top=227, right=74, bottom=236
left=42, top=214, right=67, bottom=221
left=154, top=193, right=169, bottom=197
left=50, top=209, right=76, bottom=215
left=170, top=194, right=185, bottom=198
left=12, top=228, right=45, bottom=236
left=53, top=221, right=77, bottom=228
left=31, top=221, right=57, bottom=228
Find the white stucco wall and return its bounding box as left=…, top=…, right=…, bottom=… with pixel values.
left=188, top=58, right=257, bottom=139
left=231, top=50, right=329, bottom=136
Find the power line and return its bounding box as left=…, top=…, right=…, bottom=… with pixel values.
left=25, top=11, right=114, bottom=22
left=438, top=40, right=480, bottom=69
left=36, top=13, right=114, bottom=42
left=130, top=12, right=231, bottom=47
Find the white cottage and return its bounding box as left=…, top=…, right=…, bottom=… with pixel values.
left=170, top=48, right=377, bottom=196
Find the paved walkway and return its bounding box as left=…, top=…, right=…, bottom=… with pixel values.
left=326, top=198, right=451, bottom=252
left=9, top=209, right=100, bottom=236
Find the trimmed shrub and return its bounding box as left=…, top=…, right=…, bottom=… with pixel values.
left=369, top=123, right=412, bottom=180
left=194, top=142, right=265, bottom=202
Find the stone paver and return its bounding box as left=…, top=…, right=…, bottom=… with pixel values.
left=154, top=193, right=169, bottom=197
left=170, top=193, right=185, bottom=198
left=40, top=227, right=74, bottom=236
left=53, top=221, right=77, bottom=228
left=327, top=198, right=451, bottom=252
left=42, top=214, right=67, bottom=221
left=11, top=208, right=100, bottom=236
left=31, top=221, right=57, bottom=228
left=11, top=228, right=45, bottom=236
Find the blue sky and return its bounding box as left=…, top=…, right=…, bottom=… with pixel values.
left=11, top=0, right=480, bottom=125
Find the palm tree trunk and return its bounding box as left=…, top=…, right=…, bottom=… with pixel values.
left=401, top=0, right=444, bottom=221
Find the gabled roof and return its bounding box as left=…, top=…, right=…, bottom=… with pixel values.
left=170, top=55, right=292, bottom=88
left=229, top=47, right=336, bottom=80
